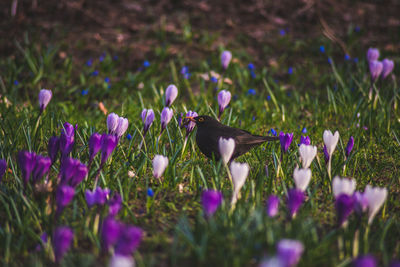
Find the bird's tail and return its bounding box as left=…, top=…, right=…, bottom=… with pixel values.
left=262, top=136, right=280, bottom=141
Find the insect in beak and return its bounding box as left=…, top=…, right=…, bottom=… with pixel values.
left=185, top=116, right=196, bottom=122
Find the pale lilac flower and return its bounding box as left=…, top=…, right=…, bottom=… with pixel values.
left=266, top=195, right=280, bottom=217
left=201, top=190, right=223, bottom=217
left=165, top=84, right=178, bottom=106
left=38, top=89, right=52, bottom=113
left=153, top=155, right=168, bottom=179
left=299, top=144, right=317, bottom=169
left=218, top=90, right=231, bottom=118
left=277, top=239, right=304, bottom=267
left=335, top=194, right=354, bottom=227
left=364, top=185, right=388, bottom=224
left=141, top=109, right=155, bottom=134
left=53, top=227, right=74, bottom=263
left=367, top=48, right=380, bottom=62
left=160, top=107, right=173, bottom=133
left=353, top=191, right=369, bottom=215
left=107, top=113, right=120, bottom=134
left=115, top=117, right=129, bottom=138
left=230, top=161, right=249, bottom=204
left=332, top=176, right=356, bottom=198
left=381, top=59, right=394, bottom=79
left=109, top=255, right=135, bottom=267
left=345, top=136, right=354, bottom=158
left=293, top=167, right=311, bottom=192
left=369, top=60, right=383, bottom=83
left=218, top=137, right=235, bottom=164
left=259, top=257, right=284, bottom=267
left=221, top=50, right=232, bottom=69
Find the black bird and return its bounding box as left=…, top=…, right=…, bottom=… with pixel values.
left=185, top=115, right=279, bottom=161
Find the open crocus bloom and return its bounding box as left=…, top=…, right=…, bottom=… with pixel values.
left=364, top=185, right=388, bottom=224
left=218, top=137, right=235, bottom=164
left=293, top=167, right=311, bottom=192
left=332, top=176, right=356, bottom=198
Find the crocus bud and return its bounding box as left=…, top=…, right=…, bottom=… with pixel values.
left=299, top=144, right=317, bottom=169
left=266, top=195, right=280, bottom=217
left=332, top=176, right=356, bottom=198
left=18, top=151, right=36, bottom=185
left=0, top=159, right=7, bottom=182
left=293, top=167, right=311, bottom=192
left=152, top=155, right=169, bottom=179
left=85, top=189, right=96, bottom=208
left=109, top=255, right=135, bottom=267
left=160, top=107, right=173, bottom=132
left=353, top=255, right=377, bottom=267
left=141, top=109, right=155, bottom=134
left=201, top=190, right=223, bottom=217
left=56, top=185, right=75, bottom=216
left=279, top=132, right=294, bottom=153
left=345, top=136, right=354, bottom=158
left=335, top=194, right=354, bottom=227
left=299, top=135, right=311, bottom=146
left=108, top=193, right=122, bottom=217
left=287, top=188, right=304, bottom=218
left=53, top=227, right=74, bottom=263
left=101, top=134, right=118, bottom=165
left=364, top=185, right=387, bottom=224
left=323, top=130, right=339, bottom=158
left=165, top=84, right=178, bottom=106
left=230, top=161, right=249, bottom=204
left=366, top=48, right=380, bottom=62
left=114, top=226, right=143, bottom=256
left=32, top=156, right=51, bottom=185
left=185, top=111, right=198, bottom=135
left=381, top=59, right=394, bottom=79
left=48, top=136, right=60, bottom=164
left=107, top=113, right=119, bottom=135
left=218, top=90, right=231, bottom=117
left=69, top=163, right=88, bottom=187
left=89, top=133, right=102, bottom=163
left=115, top=117, right=129, bottom=138
left=369, top=60, right=383, bottom=83
left=221, top=50, right=232, bottom=69
left=218, top=137, right=235, bottom=164
left=38, top=89, right=52, bottom=113
left=60, top=122, right=75, bottom=158
left=101, top=216, right=122, bottom=251
left=277, top=239, right=304, bottom=267
left=61, top=122, right=75, bottom=137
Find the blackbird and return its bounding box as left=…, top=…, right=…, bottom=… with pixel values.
left=185, top=115, right=279, bottom=161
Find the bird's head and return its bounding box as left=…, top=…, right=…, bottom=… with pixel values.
left=185, top=115, right=217, bottom=126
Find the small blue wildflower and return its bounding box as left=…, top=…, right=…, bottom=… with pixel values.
left=210, top=76, right=218, bottom=83
left=353, top=57, right=359, bottom=63
left=288, top=67, right=293, bottom=75
left=302, top=127, right=307, bottom=134
left=354, top=26, right=361, bottom=32
left=252, top=116, right=256, bottom=121
left=274, top=79, right=279, bottom=84
left=91, top=70, right=99, bottom=76
left=126, top=134, right=132, bottom=140
left=143, top=60, right=150, bottom=68
left=99, top=55, right=105, bottom=62
left=86, top=59, right=93, bottom=67
left=248, top=63, right=255, bottom=70
left=104, top=77, right=110, bottom=83
left=328, top=57, right=332, bottom=64
left=250, top=70, right=256, bottom=79
left=344, top=54, right=350, bottom=61
left=269, top=128, right=277, bottom=136
left=81, top=89, right=89, bottom=96
left=319, top=45, right=325, bottom=53
left=147, top=188, right=154, bottom=197
left=107, top=84, right=111, bottom=89
left=266, top=95, right=271, bottom=101
left=333, top=85, right=338, bottom=91
left=287, top=92, right=291, bottom=97
left=279, top=29, right=286, bottom=36
left=247, top=88, right=256, bottom=95
left=113, top=55, right=118, bottom=61
left=180, top=66, right=189, bottom=75
left=184, top=73, right=191, bottom=79
left=351, top=87, right=355, bottom=91
left=14, top=80, right=19, bottom=85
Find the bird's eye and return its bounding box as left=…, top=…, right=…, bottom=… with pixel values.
left=198, top=117, right=204, bottom=122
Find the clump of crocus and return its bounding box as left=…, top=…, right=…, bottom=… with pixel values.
left=299, top=135, right=310, bottom=146
left=277, top=239, right=304, bottom=267
left=221, top=50, right=232, bottom=70
left=279, top=132, right=293, bottom=153
left=201, top=190, right=223, bottom=217
left=218, top=90, right=231, bottom=119
left=59, top=157, right=88, bottom=187
left=160, top=107, right=173, bottom=136
left=88, top=132, right=102, bottom=166
left=364, top=185, right=387, bottom=224
left=52, top=226, right=74, bottom=263
left=266, top=195, right=280, bottom=217
left=48, top=136, right=60, bottom=164
left=218, top=137, right=235, bottom=164
left=230, top=161, right=249, bottom=204
left=152, top=155, right=169, bottom=179
left=85, top=187, right=110, bottom=208
left=38, top=89, right=52, bottom=114
left=287, top=188, right=305, bottom=218
left=369, top=60, right=383, bottom=83
left=59, top=122, right=75, bottom=159
left=165, top=84, right=178, bottom=106
left=0, top=159, right=6, bottom=182
left=345, top=136, right=354, bottom=158
left=107, top=113, right=129, bottom=139
left=17, top=151, right=36, bottom=185
left=381, top=59, right=394, bottom=79
left=299, top=144, right=317, bottom=169
left=323, top=130, right=339, bottom=179
left=367, top=48, right=379, bottom=63
left=56, top=185, right=75, bottom=217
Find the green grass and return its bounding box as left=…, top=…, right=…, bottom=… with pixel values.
left=0, top=29, right=399, bottom=267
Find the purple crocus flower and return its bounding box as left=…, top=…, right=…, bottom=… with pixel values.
left=345, top=136, right=354, bottom=158
left=287, top=188, right=304, bottom=218
left=353, top=255, right=377, bottom=267
left=218, top=90, right=231, bottom=118
left=335, top=194, right=354, bottom=227
left=31, top=156, right=51, bottom=185
left=201, top=190, right=223, bottom=217
left=266, top=195, right=280, bottom=217
left=89, top=133, right=102, bottom=163
left=86, top=187, right=111, bottom=208
left=299, top=136, right=311, bottom=146
left=85, top=189, right=96, bottom=208
left=323, top=145, right=329, bottom=164
left=279, top=132, right=294, bottom=153
left=114, top=226, right=143, bottom=256
left=0, top=159, right=7, bottom=182
left=381, top=59, right=394, bottom=79
left=165, top=84, right=178, bottom=106
left=277, top=239, right=304, bottom=267
left=160, top=107, right=173, bottom=133
left=59, top=157, right=88, bottom=187
left=56, top=185, right=75, bottom=216
left=389, top=260, right=400, bottom=267
left=141, top=109, right=155, bottom=135
left=101, top=216, right=122, bottom=251
left=17, top=151, right=36, bottom=185
left=38, top=89, right=52, bottom=113
left=60, top=122, right=75, bottom=158
left=35, top=232, right=48, bottom=252
left=221, top=50, right=232, bottom=69
left=367, top=48, right=380, bottom=63
left=108, top=192, right=122, bottom=217
left=100, top=134, right=118, bottom=165
left=184, top=111, right=198, bottom=136
left=48, top=136, right=60, bottom=164
left=53, top=227, right=74, bottom=263
left=369, top=60, right=383, bottom=83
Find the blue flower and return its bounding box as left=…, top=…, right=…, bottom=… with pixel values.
left=319, top=45, right=325, bottom=53
left=147, top=188, right=154, bottom=197
left=91, top=70, right=99, bottom=76
left=279, top=29, right=286, bottom=36
left=328, top=57, right=332, bottom=64
left=14, top=80, right=19, bottom=85
left=250, top=70, right=256, bottom=79
left=344, top=54, right=350, bottom=61
left=143, top=60, right=150, bottom=68
left=302, top=127, right=307, bottom=134
left=288, top=67, right=293, bottom=75
left=210, top=76, right=218, bottom=83
left=104, top=77, right=110, bottom=83
left=126, top=134, right=132, bottom=140
left=354, top=26, right=361, bottom=32
left=252, top=116, right=256, bottom=121
left=247, top=88, right=256, bottom=95
left=267, top=95, right=271, bottom=101
left=86, top=59, right=93, bottom=67
left=81, top=89, right=89, bottom=96
left=247, top=63, right=255, bottom=70
left=353, top=57, right=359, bottom=63
left=113, top=55, right=118, bottom=61
left=180, top=66, right=189, bottom=75
left=269, top=128, right=277, bottom=136
left=99, top=53, right=106, bottom=62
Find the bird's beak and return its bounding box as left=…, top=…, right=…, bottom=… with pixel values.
left=185, top=116, right=196, bottom=122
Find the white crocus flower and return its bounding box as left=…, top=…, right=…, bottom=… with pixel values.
left=364, top=185, right=388, bottom=224
left=332, top=176, right=356, bottom=198
left=218, top=137, right=235, bottom=164
left=299, top=144, right=317, bottom=169
left=230, top=161, right=249, bottom=204
left=152, top=155, right=169, bottom=179
left=293, top=167, right=311, bottom=192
